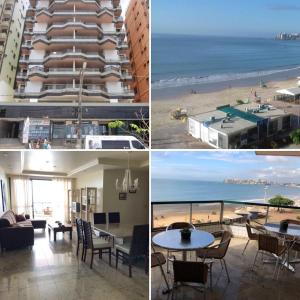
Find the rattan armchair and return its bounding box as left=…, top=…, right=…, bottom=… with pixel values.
left=172, top=259, right=209, bottom=300
left=252, top=233, right=287, bottom=279
left=196, top=230, right=232, bottom=289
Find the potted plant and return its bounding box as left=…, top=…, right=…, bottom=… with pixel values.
left=279, top=220, right=288, bottom=232
left=180, top=227, right=192, bottom=240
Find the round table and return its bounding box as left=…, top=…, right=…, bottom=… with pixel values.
left=152, top=229, right=215, bottom=260
left=264, top=223, right=300, bottom=237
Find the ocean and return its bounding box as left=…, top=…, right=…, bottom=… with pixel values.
left=152, top=34, right=300, bottom=99
left=151, top=178, right=300, bottom=203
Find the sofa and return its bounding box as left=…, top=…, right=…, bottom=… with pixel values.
left=25, top=214, right=47, bottom=230
left=0, top=210, right=34, bottom=251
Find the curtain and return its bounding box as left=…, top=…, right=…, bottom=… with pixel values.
left=51, top=178, right=72, bottom=223
left=10, top=176, right=72, bottom=222
left=10, top=176, right=33, bottom=215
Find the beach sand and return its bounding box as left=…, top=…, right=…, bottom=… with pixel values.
left=152, top=78, right=300, bottom=149
left=153, top=202, right=300, bottom=228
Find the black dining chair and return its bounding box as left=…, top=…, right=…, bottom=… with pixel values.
left=82, top=220, right=112, bottom=269
left=115, top=224, right=149, bottom=277
left=75, top=218, right=85, bottom=260
left=108, top=212, right=120, bottom=224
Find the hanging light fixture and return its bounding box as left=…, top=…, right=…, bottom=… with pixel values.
left=116, top=152, right=139, bottom=193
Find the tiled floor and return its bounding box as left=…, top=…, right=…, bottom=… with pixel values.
left=152, top=236, right=300, bottom=300
left=0, top=230, right=148, bottom=300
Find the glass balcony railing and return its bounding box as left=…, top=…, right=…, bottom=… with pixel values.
left=151, top=200, right=300, bottom=230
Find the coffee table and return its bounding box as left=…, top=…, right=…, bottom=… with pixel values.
left=48, top=223, right=72, bottom=242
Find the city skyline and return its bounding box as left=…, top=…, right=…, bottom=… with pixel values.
left=152, top=0, right=300, bottom=38
left=152, top=151, right=300, bottom=183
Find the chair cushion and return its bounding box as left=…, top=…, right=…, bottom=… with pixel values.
left=93, top=238, right=112, bottom=249
left=116, top=241, right=131, bottom=254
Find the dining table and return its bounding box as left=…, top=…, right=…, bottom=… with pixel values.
left=152, top=228, right=215, bottom=261
left=264, top=222, right=300, bottom=272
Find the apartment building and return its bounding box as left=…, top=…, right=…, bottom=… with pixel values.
left=0, top=0, right=28, bottom=102
left=0, top=0, right=148, bottom=144
left=125, top=0, right=149, bottom=102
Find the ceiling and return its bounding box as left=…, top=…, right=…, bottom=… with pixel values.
left=0, top=151, right=148, bottom=177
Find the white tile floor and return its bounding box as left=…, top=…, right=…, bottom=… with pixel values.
left=0, top=229, right=148, bottom=300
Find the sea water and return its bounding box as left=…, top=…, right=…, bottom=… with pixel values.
left=152, top=34, right=300, bottom=99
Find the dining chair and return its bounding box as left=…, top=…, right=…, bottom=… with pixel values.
left=82, top=220, right=112, bottom=269
left=108, top=212, right=120, bottom=224
left=165, top=222, right=195, bottom=273
left=75, top=218, right=85, bottom=260
left=242, top=220, right=266, bottom=255
left=115, top=224, right=149, bottom=277
left=252, top=233, right=287, bottom=279
left=172, top=259, right=208, bottom=300
left=151, top=245, right=170, bottom=293
left=196, top=230, right=232, bottom=289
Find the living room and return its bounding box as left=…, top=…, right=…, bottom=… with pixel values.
left=0, top=151, right=149, bottom=300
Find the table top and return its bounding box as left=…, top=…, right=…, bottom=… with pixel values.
left=48, top=223, right=72, bottom=229
left=152, top=229, right=215, bottom=251
left=264, top=223, right=300, bottom=237
left=93, top=223, right=136, bottom=238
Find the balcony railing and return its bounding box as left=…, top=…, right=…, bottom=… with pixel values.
left=151, top=200, right=300, bottom=231
left=28, top=66, right=121, bottom=74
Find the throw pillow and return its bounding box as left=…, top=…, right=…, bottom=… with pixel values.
left=15, top=214, right=26, bottom=222
left=0, top=218, right=11, bottom=228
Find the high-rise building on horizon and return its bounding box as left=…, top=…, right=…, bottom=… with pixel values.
left=125, top=0, right=149, bottom=103
left=0, top=0, right=148, bottom=145
left=0, top=0, right=28, bottom=103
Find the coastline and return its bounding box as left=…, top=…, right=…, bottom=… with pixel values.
left=151, top=76, right=300, bottom=149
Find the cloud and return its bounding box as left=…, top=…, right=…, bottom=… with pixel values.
left=268, top=4, right=300, bottom=11
left=264, top=156, right=288, bottom=162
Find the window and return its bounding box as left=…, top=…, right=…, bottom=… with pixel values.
left=102, top=141, right=130, bottom=149
left=132, top=140, right=145, bottom=149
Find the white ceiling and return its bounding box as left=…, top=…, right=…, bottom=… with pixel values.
left=0, top=151, right=148, bottom=177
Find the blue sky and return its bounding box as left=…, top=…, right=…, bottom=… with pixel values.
left=152, top=152, right=300, bottom=183
left=152, top=0, right=300, bottom=37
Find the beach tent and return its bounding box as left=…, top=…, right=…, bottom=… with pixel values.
left=276, top=88, right=300, bottom=102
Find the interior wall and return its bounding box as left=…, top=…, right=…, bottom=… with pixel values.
left=102, top=169, right=149, bottom=224
left=74, top=168, right=104, bottom=212
left=0, top=166, right=10, bottom=215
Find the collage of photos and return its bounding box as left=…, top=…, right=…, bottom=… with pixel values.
left=0, top=0, right=300, bottom=300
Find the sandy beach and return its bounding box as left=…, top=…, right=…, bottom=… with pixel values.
left=152, top=78, right=300, bottom=149
left=153, top=200, right=300, bottom=228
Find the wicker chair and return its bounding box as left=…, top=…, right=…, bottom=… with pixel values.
left=166, top=222, right=195, bottom=273
left=82, top=220, right=112, bottom=269
left=196, top=230, right=231, bottom=289
left=172, top=259, right=208, bottom=300
left=252, top=233, right=287, bottom=279
left=242, top=220, right=266, bottom=255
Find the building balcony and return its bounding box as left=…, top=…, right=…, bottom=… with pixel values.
left=27, top=65, right=124, bottom=82
left=25, top=17, right=35, bottom=23
left=35, top=21, right=121, bottom=38
left=47, top=0, right=109, bottom=13
left=27, top=50, right=129, bottom=67
left=15, top=84, right=134, bottom=101
left=35, top=9, right=114, bottom=24
left=151, top=200, right=300, bottom=299
left=0, top=21, right=10, bottom=28
left=32, top=35, right=118, bottom=51
left=0, top=32, right=7, bottom=41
